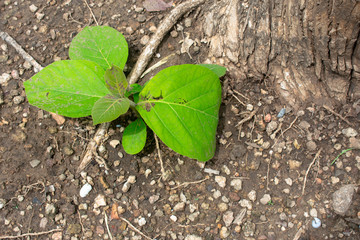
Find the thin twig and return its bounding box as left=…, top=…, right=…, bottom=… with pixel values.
left=230, top=91, right=246, bottom=106
left=322, top=105, right=353, bottom=126
left=272, top=116, right=298, bottom=148
left=266, top=155, right=272, bottom=191
left=78, top=211, right=86, bottom=234
left=154, top=134, right=166, bottom=178
left=302, top=149, right=322, bottom=196
left=104, top=212, right=113, bottom=240
left=0, top=31, right=43, bottom=72
left=170, top=177, right=208, bottom=190
left=119, top=217, right=152, bottom=240
left=235, top=108, right=258, bottom=127
left=0, top=229, right=62, bottom=239
left=128, top=0, right=206, bottom=84
left=83, top=0, right=99, bottom=26
left=232, top=89, right=249, bottom=101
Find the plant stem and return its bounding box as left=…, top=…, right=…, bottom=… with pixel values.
left=129, top=100, right=136, bottom=108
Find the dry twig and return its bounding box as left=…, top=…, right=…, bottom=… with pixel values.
left=0, top=229, right=62, bottom=239
left=83, top=0, right=99, bottom=26
left=128, top=0, right=206, bottom=84
left=302, top=149, right=322, bottom=196
left=170, top=177, right=208, bottom=190
left=104, top=212, right=113, bottom=240
left=0, top=31, right=43, bottom=72
left=235, top=108, right=258, bottom=128
left=322, top=105, right=353, bottom=126
left=266, top=155, right=272, bottom=191
left=154, top=134, right=166, bottom=179
left=119, top=217, right=152, bottom=240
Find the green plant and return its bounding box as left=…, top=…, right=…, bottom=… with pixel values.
left=330, top=148, right=353, bottom=165
left=24, top=26, right=226, bottom=162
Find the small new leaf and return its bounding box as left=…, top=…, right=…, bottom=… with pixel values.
left=122, top=118, right=147, bottom=154
left=125, top=83, right=143, bottom=97
left=92, top=95, right=130, bottom=125
left=104, top=65, right=127, bottom=97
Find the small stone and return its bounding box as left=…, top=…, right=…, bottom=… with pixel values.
left=239, top=199, right=252, bottom=210
left=138, top=217, right=146, bottom=226
left=248, top=190, right=256, bottom=202
left=78, top=203, right=88, bottom=210
left=204, top=168, right=219, bottom=175
left=140, top=35, right=150, bottom=45
left=246, top=104, right=254, bottom=111
left=149, top=195, right=159, bottom=204
left=310, top=208, right=318, bottom=217
left=39, top=217, right=48, bottom=228
left=12, top=95, right=24, bottom=105
left=137, top=15, right=146, bottom=22
left=23, top=60, right=32, bottom=69
left=170, top=215, right=177, bottom=222
left=173, top=202, right=185, bottom=212
left=0, top=198, right=6, bottom=209
left=332, top=184, right=357, bottom=215
left=80, top=183, right=92, bottom=198
left=36, top=12, right=45, bottom=20
left=29, top=4, right=38, bottom=12
left=285, top=178, right=293, bottom=186
left=219, top=227, right=230, bottom=239
left=52, top=232, right=62, bottom=240
left=349, top=137, right=360, bottom=149
left=126, top=27, right=134, bottom=34
left=342, top=127, right=358, bottom=137
left=184, top=18, right=192, bottom=28
left=135, top=7, right=144, bottom=13
left=306, top=141, right=317, bottom=151
left=185, top=235, right=202, bottom=240
left=215, top=176, right=226, bottom=188
left=260, top=194, right=271, bottom=205
left=218, top=202, right=228, bottom=212
left=109, top=140, right=120, bottom=148
left=242, top=221, right=256, bottom=237
left=0, top=73, right=11, bottom=85
left=279, top=212, right=287, bottom=221
left=230, top=179, right=242, bottom=191
left=170, top=30, right=178, bottom=38
left=288, top=160, right=302, bottom=169
left=331, top=176, right=340, bottom=184
left=67, top=224, right=81, bottom=234
left=94, top=194, right=107, bottom=208
left=63, top=146, right=74, bottom=156
left=45, top=203, right=56, bottom=215
left=266, top=121, right=278, bottom=136
left=221, top=165, right=231, bottom=175
left=30, top=159, right=41, bottom=168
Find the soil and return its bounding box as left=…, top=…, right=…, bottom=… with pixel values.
left=1, top=1, right=360, bottom=240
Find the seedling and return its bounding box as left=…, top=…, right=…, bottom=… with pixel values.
left=330, top=148, right=353, bottom=165
left=267, top=200, right=274, bottom=205
left=24, top=26, right=226, bottom=162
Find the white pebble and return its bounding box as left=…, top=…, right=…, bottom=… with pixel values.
left=170, top=215, right=177, bottom=222
left=312, top=218, right=321, bottom=228
left=80, top=183, right=92, bottom=197
left=285, top=178, right=293, bottom=186
left=29, top=4, right=38, bottom=12
left=138, top=217, right=146, bottom=226
left=109, top=140, right=120, bottom=148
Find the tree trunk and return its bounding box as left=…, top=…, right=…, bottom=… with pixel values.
left=201, top=0, right=360, bottom=108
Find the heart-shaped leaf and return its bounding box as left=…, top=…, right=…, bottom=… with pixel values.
left=198, top=64, right=227, bottom=77
left=122, top=118, right=147, bottom=154
left=69, top=26, right=128, bottom=70
left=92, top=95, right=130, bottom=125
left=136, top=64, right=222, bottom=161
left=24, top=60, right=109, bottom=117
left=104, top=65, right=127, bottom=97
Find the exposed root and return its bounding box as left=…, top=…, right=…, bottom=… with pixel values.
left=235, top=108, right=258, bottom=128
left=104, top=212, right=113, bottom=240
left=302, top=149, right=322, bottom=196
left=323, top=105, right=353, bottom=126
left=83, top=0, right=99, bottom=26
left=0, top=229, right=62, bottom=239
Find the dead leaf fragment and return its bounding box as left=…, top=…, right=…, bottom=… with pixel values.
left=50, top=112, right=65, bottom=125
left=143, top=0, right=173, bottom=12
left=111, top=203, right=120, bottom=220
left=180, top=32, right=194, bottom=59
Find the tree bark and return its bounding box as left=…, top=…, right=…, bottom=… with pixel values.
left=201, top=0, right=360, bottom=108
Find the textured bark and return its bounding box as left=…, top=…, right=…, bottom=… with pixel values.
left=202, top=0, right=360, bottom=108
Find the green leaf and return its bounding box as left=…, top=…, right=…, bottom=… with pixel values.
left=122, top=118, right=147, bottom=154
left=69, top=26, right=128, bottom=70
left=91, top=95, right=130, bottom=125
left=198, top=64, right=227, bottom=77
left=24, top=60, right=109, bottom=118
left=104, top=65, right=127, bottom=97
left=136, top=64, right=221, bottom=161
left=125, top=83, right=143, bottom=97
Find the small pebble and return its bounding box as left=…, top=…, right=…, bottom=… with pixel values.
left=260, top=194, right=271, bottom=205
left=140, top=35, right=150, bottom=45
left=109, top=140, right=120, bottom=148
left=312, top=218, right=321, bottom=228
left=80, top=183, right=92, bottom=198
left=215, top=176, right=226, bottom=188
left=29, top=4, right=38, bottom=12
left=29, top=159, right=41, bottom=168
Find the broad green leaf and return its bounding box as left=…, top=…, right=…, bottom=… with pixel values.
left=198, top=64, right=227, bottom=77
left=24, top=60, right=109, bottom=118
left=104, top=65, right=127, bottom=97
left=125, top=84, right=143, bottom=97
left=122, top=118, right=147, bottom=154
left=91, top=95, right=130, bottom=125
left=136, top=64, right=221, bottom=161
left=69, top=26, right=128, bottom=70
